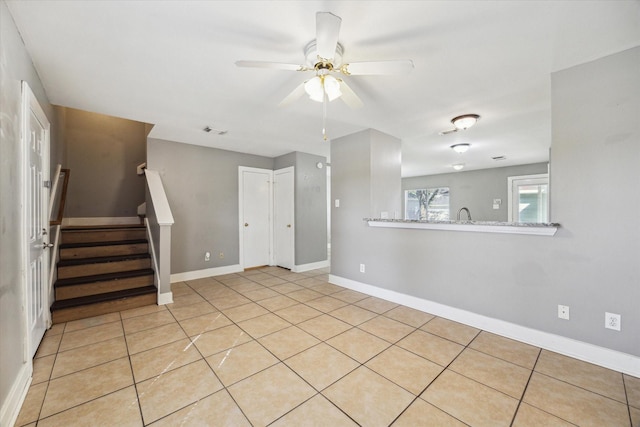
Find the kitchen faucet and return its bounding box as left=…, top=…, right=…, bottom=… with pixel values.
left=456, top=207, right=472, bottom=221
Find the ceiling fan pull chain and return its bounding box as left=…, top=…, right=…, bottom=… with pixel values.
left=322, top=92, right=328, bottom=141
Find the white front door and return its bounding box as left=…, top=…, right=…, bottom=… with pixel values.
left=274, top=168, right=294, bottom=269
left=23, top=82, right=50, bottom=359
left=240, top=167, right=272, bottom=269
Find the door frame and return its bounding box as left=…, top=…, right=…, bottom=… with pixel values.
left=238, top=166, right=273, bottom=269
left=273, top=167, right=295, bottom=269
left=21, top=81, right=51, bottom=361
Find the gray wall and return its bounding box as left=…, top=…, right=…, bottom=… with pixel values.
left=370, top=130, right=402, bottom=218
left=147, top=138, right=274, bottom=274
left=64, top=108, right=146, bottom=218
left=403, top=162, right=549, bottom=221
left=275, top=152, right=328, bottom=265
left=331, top=129, right=402, bottom=277
left=331, top=47, right=639, bottom=357
left=0, top=0, right=59, bottom=419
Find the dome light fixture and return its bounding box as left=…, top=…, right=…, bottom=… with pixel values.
left=452, top=163, right=465, bottom=171
left=451, top=143, right=471, bottom=154
left=451, top=114, right=480, bottom=130
left=304, top=74, right=342, bottom=102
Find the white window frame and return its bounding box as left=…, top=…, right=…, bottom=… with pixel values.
left=404, top=187, right=450, bottom=221
left=507, top=173, right=549, bottom=223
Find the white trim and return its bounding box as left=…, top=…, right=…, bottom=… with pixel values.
left=0, top=358, right=32, bottom=427
left=48, top=224, right=61, bottom=299
left=48, top=163, right=62, bottom=219
left=367, top=220, right=558, bottom=236
left=144, top=169, right=174, bottom=225
left=329, top=274, right=640, bottom=377
left=62, top=217, right=141, bottom=226
left=143, top=218, right=171, bottom=305
left=292, top=260, right=330, bottom=273
left=158, top=292, right=173, bottom=305
left=171, top=264, right=243, bottom=283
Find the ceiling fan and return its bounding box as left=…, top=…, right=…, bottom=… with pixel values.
left=236, top=11, right=414, bottom=139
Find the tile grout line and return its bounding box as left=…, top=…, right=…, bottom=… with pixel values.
left=140, top=298, right=254, bottom=426
left=508, top=346, right=542, bottom=427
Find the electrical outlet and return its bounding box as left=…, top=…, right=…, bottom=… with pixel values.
left=219, top=252, right=224, bottom=259
left=359, top=264, right=365, bottom=273
left=605, top=312, right=621, bottom=331
left=558, top=305, right=570, bottom=320
left=204, top=251, right=211, bottom=262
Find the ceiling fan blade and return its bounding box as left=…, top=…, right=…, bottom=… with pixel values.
left=316, top=12, right=342, bottom=60
left=278, top=82, right=307, bottom=107
left=235, top=60, right=306, bottom=72
left=341, top=60, right=414, bottom=76
left=439, top=128, right=458, bottom=135
left=338, top=80, right=363, bottom=109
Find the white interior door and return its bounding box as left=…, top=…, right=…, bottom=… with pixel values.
left=23, top=82, right=50, bottom=359
left=240, top=167, right=272, bottom=269
left=274, top=168, right=294, bottom=269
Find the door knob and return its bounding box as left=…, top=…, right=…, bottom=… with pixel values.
left=244, top=223, right=249, bottom=227
left=42, top=242, right=54, bottom=249
left=287, top=224, right=291, bottom=228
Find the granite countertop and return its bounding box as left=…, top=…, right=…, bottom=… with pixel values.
left=364, top=218, right=560, bottom=228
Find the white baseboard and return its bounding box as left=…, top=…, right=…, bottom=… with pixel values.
left=171, top=264, right=243, bottom=283
left=292, top=260, right=330, bottom=273
left=0, top=362, right=32, bottom=427
left=63, top=216, right=141, bottom=226
left=329, top=274, right=640, bottom=378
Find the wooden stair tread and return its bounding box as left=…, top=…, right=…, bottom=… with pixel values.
left=55, top=268, right=154, bottom=288
left=62, top=224, right=145, bottom=230
left=59, top=239, right=148, bottom=249
left=51, top=285, right=156, bottom=310
left=58, top=253, right=150, bottom=267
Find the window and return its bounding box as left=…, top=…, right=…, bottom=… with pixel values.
left=405, top=187, right=450, bottom=220
left=508, top=174, right=549, bottom=223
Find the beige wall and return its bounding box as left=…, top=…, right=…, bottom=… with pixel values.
left=64, top=108, right=147, bottom=218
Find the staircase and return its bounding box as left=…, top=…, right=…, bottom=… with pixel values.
left=51, top=224, right=157, bottom=323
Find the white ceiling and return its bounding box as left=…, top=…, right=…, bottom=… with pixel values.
left=7, top=1, right=640, bottom=176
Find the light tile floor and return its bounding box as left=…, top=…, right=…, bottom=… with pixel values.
left=17, top=267, right=640, bottom=426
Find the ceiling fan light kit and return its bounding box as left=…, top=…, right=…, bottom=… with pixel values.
left=305, top=74, right=342, bottom=102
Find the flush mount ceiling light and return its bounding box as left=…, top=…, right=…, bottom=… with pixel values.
left=452, top=163, right=465, bottom=171
left=451, top=143, right=470, bottom=154
left=452, top=114, right=480, bottom=130
left=439, top=114, right=481, bottom=135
